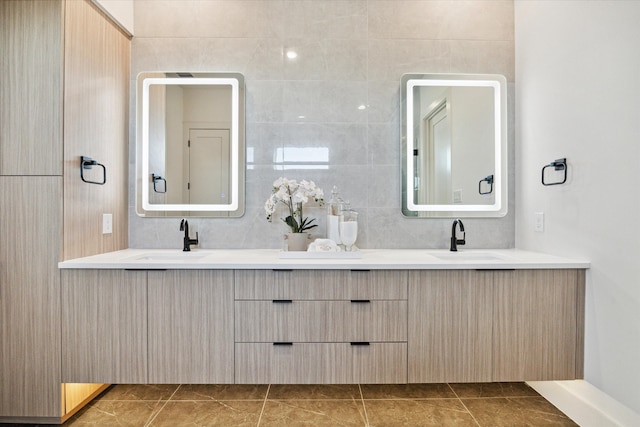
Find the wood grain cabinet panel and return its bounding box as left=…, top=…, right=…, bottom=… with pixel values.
left=234, top=269, right=408, bottom=384
left=236, top=300, right=406, bottom=342
left=61, top=270, right=147, bottom=384
left=0, top=177, right=62, bottom=418
left=235, top=270, right=407, bottom=300
left=235, top=343, right=407, bottom=384
left=0, top=0, right=63, bottom=176
left=148, top=270, right=234, bottom=384
left=408, top=270, right=494, bottom=383
left=493, top=269, right=584, bottom=381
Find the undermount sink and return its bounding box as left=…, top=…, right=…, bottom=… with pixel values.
left=430, top=252, right=511, bottom=262
left=133, top=253, right=209, bottom=261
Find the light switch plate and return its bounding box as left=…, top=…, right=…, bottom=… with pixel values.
left=102, top=213, right=113, bottom=234
left=534, top=212, right=544, bottom=232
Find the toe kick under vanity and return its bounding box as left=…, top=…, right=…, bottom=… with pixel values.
left=58, top=249, right=589, bottom=387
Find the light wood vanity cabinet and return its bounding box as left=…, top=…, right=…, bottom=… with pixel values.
left=148, top=270, right=234, bottom=384
left=492, top=269, right=585, bottom=381
left=234, top=270, right=408, bottom=384
left=61, top=270, right=147, bottom=384
left=59, top=266, right=584, bottom=390
left=408, top=269, right=585, bottom=383
left=408, top=270, right=494, bottom=383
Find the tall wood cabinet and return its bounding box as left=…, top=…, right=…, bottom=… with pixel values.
left=0, top=0, right=129, bottom=422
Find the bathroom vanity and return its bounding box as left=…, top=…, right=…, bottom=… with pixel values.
left=59, top=249, right=588, bottom=385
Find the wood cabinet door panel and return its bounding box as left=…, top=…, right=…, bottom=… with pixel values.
left=493, top=269, right=581, bottom=381
left=61, top=270, right=147, bottom=384
left=148, top=270, right=234, bottom=383
left=408, top=270, right=493, bottom=383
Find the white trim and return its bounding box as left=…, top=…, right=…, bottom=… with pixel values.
left=527, top=380, right=640, bottom=427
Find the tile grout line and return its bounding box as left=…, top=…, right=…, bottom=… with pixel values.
left=256, top=384, right=271, bottom=427
left=144, top=384, right=182, bottom=427
left=358, top=384, right=371, bottom=427
left=447, top=383, right=482, bottom=427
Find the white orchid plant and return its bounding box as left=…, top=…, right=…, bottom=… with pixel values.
left=265, top=177, right=324, bottom=233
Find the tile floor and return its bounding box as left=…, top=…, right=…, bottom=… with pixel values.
left=61, top=383, right=578, bottom=426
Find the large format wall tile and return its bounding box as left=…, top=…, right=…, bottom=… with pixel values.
left=130, top=0, right=515, bottom=249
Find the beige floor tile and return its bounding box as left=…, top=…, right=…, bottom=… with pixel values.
left=361, top=383, right=456, bottom=399
left=365, top=399, right=478, bottom=427
left=268, top=384, right=361, bottom=400
left=100, top=384, right=180, bottom=401
left=462, top=397, right=578, bottom=426
left=450, top=382, right=539, bottom=398
left=64, top=400, right=164, bottom=426
left=260, top=399, right=367, bottom=427
left=172, top=384, right=268, bottom=400
left=148, top=400, right=263, bottom=427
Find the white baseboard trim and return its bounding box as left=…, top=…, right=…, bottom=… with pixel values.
left=527, top=380, right=640, bottom=427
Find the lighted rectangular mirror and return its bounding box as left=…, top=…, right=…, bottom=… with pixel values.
left=136, top=72, right=245, bottom=217
left=401, top=73, right=507, bottom=217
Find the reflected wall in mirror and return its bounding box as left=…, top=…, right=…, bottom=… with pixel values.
left=402, top=73, right=507, bottom=218
left=136, top=72, right=245, bottom=217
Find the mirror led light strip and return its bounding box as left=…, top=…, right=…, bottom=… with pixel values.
left=141, top=77, right=240, bottom=211
left=405, top=78, right=503, bottom=212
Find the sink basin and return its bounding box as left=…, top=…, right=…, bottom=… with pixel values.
left=431, top=252, right=511, bottom=262
left=133, top=253, right=209, bottom=261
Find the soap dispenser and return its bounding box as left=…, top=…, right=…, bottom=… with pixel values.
left=327, top=186, right=343, bottom=244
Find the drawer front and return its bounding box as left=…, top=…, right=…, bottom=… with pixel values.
left=235, top=270, right=407, bottom=300
left=235, top=300, right=407, bottom=342
left=235, top=343, right=407, bottom=384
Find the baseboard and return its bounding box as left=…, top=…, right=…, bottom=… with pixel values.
left=527, top=380, right=640, bottom=427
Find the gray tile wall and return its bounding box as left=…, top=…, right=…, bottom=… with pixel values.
left=129, top=0, right=515, bottom=249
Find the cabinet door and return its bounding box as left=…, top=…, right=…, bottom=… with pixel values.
left=0, top=0, right=63, bottom=176
left=61, top=270, right=147, bottom=383
left=408, top=270, right=493, bottom=383
left=148, top=270, right=234, bottom=383
left=493, top=269, right=584, bottom=381
left=0, top=177, right=62, bottom=417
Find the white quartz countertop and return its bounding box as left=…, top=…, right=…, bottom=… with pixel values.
left=58, top=248, right=590, bottom=270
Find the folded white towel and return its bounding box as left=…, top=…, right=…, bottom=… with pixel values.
left=308, top=239, right=340, bottom=252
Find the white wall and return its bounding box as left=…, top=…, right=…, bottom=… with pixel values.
left=515, top=1, right=640, bottom=415
left=92, top=0, right=134, bottom=35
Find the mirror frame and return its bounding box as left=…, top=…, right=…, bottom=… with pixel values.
left=136, top=72, right=245, bottom=217
left=401, top=73, right=507, bottom=217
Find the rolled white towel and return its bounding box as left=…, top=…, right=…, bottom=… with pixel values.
left=308, top=239, right=340, bottom=252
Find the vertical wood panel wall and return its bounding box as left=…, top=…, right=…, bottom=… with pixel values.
left=63, top=0, right=130, bottom=260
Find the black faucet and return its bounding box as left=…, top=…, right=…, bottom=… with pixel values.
left=179, top=219, right=199, bottom=251
left=450, top=219, right=466, bottom=251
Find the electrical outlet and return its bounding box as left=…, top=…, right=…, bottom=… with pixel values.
left=102, top=213, right=113, bottom=234
left=534, top=212, right=544, bottom=232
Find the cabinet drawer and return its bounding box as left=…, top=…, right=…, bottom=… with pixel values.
left=235, top=270, right=407, bottom=300
left=235, top=300, right=407, bottom=342
left=235, top=342, right=407, bottom=384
